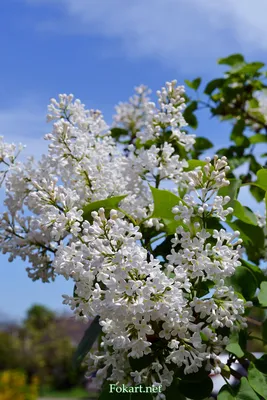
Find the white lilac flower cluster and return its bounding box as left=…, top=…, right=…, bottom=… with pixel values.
left=55, top=157, right=250, bottom=392
left=115, top=80, right=195, bottom=186
left=0, top=81, right=194, bottom=281
left=0, top=82, right=252, bottom=395
left=0, top=136, right=25, bottom=186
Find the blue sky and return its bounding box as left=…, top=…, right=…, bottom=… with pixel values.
left=1, top=0, right=267, bottom=321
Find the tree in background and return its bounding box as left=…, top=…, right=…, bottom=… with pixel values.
left=24, top=304, right=55, bottom=331
left=0, top=305, right=85, bottom=392
left=184, top=54, right=267, bottom=198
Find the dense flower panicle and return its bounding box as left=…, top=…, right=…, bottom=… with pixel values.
left=0, top=136, right=25, bottom=186
left=114, top=80, right=195, bottom=150
left=113, top=85, right=154, bottom=133
left=115, top=81, right=195, bottom=188
left=58, top=158, right=248, bottom=390
left=0, top=82, right=253, bottom=395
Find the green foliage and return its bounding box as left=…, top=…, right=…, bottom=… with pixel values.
left=40, top=386, right=90, bottom=398
left=185, top=53, right=267, bottom=199
left=225, top=332, right=245, bottom=358
left=149, top=186, right=187, bottom=234
left=218, top=377, right=260, bottom=399
left=184, top=77, right=201, bottom=91
left=191, top=137, right=213, bottom=158
left=150, top=186, right=184, bottom=220
left=83, top=195, right=127, bottom=222
left=204, top=78, right=225, bottom=95
left=228, top=219, right=265, bottom=263
left=0, top=304, right=85, bottom=393
left=24, top=304, right=55, bottom=330
left=250, top=168, right=267, bottom=191
left=227, top=263, right=258, bottom=300
left=110, top=127, right=129, bottom=140
left=232, top=201, right=257, bottom=225
left=177, top=370, right=213, bottom=400
left=250, top=134, right=267, bottom=144
left=218, top=53, right=245, bottom=66
left=184, top=159, right=208, bottom=171
left=255, top=354, right=267, bottom=373
left=248, top=362, right=267, bottom=398
left=217, top=178, right=241, bottom=208
left=258, top=282, right=267, bottom=306
left=0, top=332, right=21, bottom=370
left=73, top=316, right=102, bottom=368
left=241, top=259, right=266, bottom=287
left=128, top=354, right=155, bottom=372
left=183, top=100, right=198, bottom=129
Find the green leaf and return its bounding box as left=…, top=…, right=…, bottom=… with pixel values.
left=218, top=54, right=245, bottom=66
left=221, top=364, right=231, bottom=379
left=185, top=77, right=201, bottom=90
left=250, top=134, right=267, bottom=144
left=241, top=259, right=266, bottom=287
left=234, top=136, right=250, bottom=148
left=226, top=265, right=257, bottom=300
left=164, top=379, right=186, bottom=400
left=239, top=62, right=265, bottom=74
left=227, top=156, right=249, bottom=170
left=227, top=219, right=265, bottom=263
left=204, top=78, right=225, bottom=95
left=249, top=155, right=262, bottom=175
left=235, top=377, right=260, bottom=399
left=183, top=159, right=208, bottom=171
left=179, top=372, right=213, bottom=400
left=226, top=342, right=245, bottom=358
left=110, top=127, right=129, bottom=139
left=218, top=378, right=260, bottom=400
left=262, top=319, right=267, bottom=342
left=194, top=137, right=213, bottom=151
left=183, top=101, right=198, bottom=129
left=258, top=282, right=267, bottom=306
left=197, top=280, right=214, bottom=298
left=250, top=185, right=265, bottom=202
left=163, top=218, right=185, bottom=235
left=218, top=179, right=241, bottom=208
left=250, top=169, right=267, bottom=191
left=265, top=192, right=267, bottom=226
left=218, top=385, right=235, bottom=400
left=129, top=354, right=155, bottom=372
left=73, top=316, right=102, bottom=368
left=150, top=186, right=185, bottom=220
left=82, top=195, right=127, bottom=222
left=249, top=98, right=260, bottom=109
left=226, top=332, right=245, bottom=358
left=249, top=110, right=267, bottom=125
left=255, top=354, right=267, bottom=374
left=248, top=362, right=267, bottom=398
left=230, top=119, right=245, bottom=141
left=233, top=201, right=257, bottom=225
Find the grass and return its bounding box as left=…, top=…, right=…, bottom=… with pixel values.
left=39, top=386, right=98, bottom=398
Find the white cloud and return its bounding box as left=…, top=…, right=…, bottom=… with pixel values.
left=28, top=0, right=267, bottom=71
left=0, top=97, right=48, bottom=160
